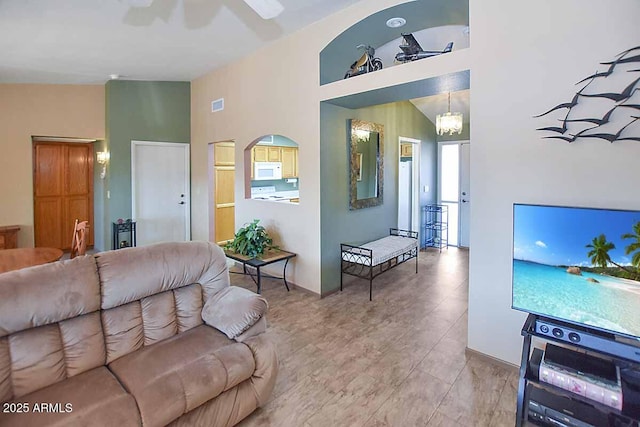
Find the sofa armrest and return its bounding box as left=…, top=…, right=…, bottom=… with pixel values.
left=243, top=334, right=278, bottom=406
left=201, top=286, right=268, bottom=340
left=235, top=316, right=267, bottom=342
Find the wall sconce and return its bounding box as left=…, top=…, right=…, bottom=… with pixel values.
left=96, top=150, right=110, bottom=179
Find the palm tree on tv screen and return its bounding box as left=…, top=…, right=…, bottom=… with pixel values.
left=586, top=229, right=639, bottom=280
left=622, top=221, right=640, bottom=269
left=586, top=234, right=615, bottom=268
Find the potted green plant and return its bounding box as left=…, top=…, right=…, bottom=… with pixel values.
left=225, top=219, right=277, bottom=258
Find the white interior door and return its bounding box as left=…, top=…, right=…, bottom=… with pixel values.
left=459, top=142, right=471, bottom=247
left=398, top=137, right=421, bottom=233
left=132, top=141, right=190, bottom=246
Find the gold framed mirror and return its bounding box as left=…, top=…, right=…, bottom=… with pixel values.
left=348, top=119, right=384, bottom=209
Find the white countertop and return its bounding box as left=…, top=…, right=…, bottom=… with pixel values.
left=251, top=188, right=299, bottom=203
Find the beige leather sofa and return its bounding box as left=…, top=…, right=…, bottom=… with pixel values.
left=0, top=242, right=277, bottom=427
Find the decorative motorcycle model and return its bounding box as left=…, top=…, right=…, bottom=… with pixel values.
left=344, top=44, right=383, bottom=79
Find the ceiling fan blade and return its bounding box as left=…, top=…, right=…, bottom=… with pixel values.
left=128, top=0, right=154, bottom=7
left=243, top=0, right=284, bottom=19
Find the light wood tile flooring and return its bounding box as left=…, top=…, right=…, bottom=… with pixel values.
left=234, top=248, right=518, bottom=427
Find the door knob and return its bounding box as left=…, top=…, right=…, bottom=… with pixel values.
left=462, top=199, right=468, bottom=203
left=179, top=201, right=185, bottom=205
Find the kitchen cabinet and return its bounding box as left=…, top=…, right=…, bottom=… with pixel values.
left=267, top=147, right=281, bottom=162
left=401, top=143, right=413, bottom=157
left=253, top=146, right=268, bottom=162
left=253, top=146, right=281, bottom=163
left=281, top=147, right=298, bottom=178
left=251, top=145, right=298, bottom=180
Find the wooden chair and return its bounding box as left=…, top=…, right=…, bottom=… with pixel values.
left=70, top=219, right=89, bottom=259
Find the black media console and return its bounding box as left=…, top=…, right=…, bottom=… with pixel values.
left=517, top=314, right=640, bottom=427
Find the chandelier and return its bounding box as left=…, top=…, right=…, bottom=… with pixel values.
left=436, top=92, right=463, bottom=136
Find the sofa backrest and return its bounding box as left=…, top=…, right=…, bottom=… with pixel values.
left=0, top=256, right=104, bottom=402
left=96, top=241, right=229, bottom=363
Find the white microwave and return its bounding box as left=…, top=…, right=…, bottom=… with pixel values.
left=254, top=162, right=282, bottom=180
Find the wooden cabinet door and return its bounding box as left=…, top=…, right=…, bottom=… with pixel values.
left=214, top=143, right=235, bottom=165
left=282, top=147, right=298, bottom=178
left=33, top=142, right=93, bottom=250
left=267, top=147, right=281, bottom=162
left=214, top=142, right=235, bottom=244
left=65, top=144, right=93, bottom=247
left=253, top=146, right=268, bottom=162
left=34, top=144, right=65, bottom=248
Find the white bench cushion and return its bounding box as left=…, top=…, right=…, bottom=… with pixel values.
left=342, top=236, right=417, bottom=266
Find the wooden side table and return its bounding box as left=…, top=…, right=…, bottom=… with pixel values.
left=0, top=226, right=20, bottom=250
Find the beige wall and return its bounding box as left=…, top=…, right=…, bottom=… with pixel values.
left=468, top=0, right=640, bottom=364
left=193, top=0, right=640, bottom=365
left=191, top=0, right=469, bottom=294
left=0, top=84, right=105, bottom=247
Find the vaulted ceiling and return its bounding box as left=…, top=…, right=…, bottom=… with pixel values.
left=0, top=0, right=360, bottom=84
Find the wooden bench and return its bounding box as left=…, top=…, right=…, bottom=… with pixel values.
left=340, top=228, right=418, bottom=300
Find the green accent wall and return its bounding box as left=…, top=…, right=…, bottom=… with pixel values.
left=320, top=100, right=437, bottom=295
left=101, top=80, right=190, bottom=250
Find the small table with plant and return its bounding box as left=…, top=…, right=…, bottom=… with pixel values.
left=223, top=220, right=296, bottom=294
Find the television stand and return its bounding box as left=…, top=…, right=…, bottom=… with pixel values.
left=517, top=314, right=640, bottom=427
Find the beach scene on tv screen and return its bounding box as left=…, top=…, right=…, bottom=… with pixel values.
left=512, top=204, right=640, bottom=338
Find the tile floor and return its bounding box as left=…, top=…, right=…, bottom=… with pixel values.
left=234, top=248, right=519, bottom=427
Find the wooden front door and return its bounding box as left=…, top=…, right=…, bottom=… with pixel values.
left=33, top=141, right=94, bottom=250
left=214, top=142, right=235, bottom=244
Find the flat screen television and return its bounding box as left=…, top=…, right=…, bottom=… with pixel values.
left=512, top=204, right=640, bottom=339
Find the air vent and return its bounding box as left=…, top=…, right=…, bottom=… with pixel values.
left=211, top=98, right=224, bottom=112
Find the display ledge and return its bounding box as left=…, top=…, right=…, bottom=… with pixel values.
left=319, top=48, right=470, bottom=104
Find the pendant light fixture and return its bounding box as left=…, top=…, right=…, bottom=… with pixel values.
left=436, top=92, right=463, bottom=136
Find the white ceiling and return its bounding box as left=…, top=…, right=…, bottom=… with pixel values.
left=0, top=0, right=361, bottom=84
left=410, top=89, right=470, bottom=125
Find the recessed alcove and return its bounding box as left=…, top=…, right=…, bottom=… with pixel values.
left=319, top=0, right=469, bottom=86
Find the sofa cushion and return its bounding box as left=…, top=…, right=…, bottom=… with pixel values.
left=108, top=324, right=255, bottom=427
left=201, top=286, right=268, bottom=339
left=1, top=312, right=106, bottom=401
left=97, top=241, right=229, bottom=310
left=0, top=256, right=100, bottom=337
left=0, top=367, right=140, bottom=427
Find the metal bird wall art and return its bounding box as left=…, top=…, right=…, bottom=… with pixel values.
left=576, top=47, right=640, bottom=84
left=579, top=116, right=640, bottom=142
left=535, top=46, right=640, bottom=143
